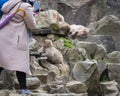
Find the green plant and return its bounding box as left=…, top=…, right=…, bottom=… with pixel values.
left=102, top=75, right=110, bottom=82
left=63, top=39, right=74, bottom=48
left=56, top=37, right=74, bottom=48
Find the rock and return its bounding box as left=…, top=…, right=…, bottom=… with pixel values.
left=54, top=39, right=65, bottom=51
left=88, top=15, right=120, bottom=34
left=100, top=80, right=120, bottom=96
left=96, top=62, right=106, bottom=76
left=47, top=34, right=55, bottom=41
left=60, top=63, right=70, bottom=77
left=30, top=56, right=48, bottom=75
left=47, top=71, right=58, bottom=85
left=0, top=90, right=9, bottom=96
left=106, top=0, right=120, bottom=19
left=37, top=74, right=48, bottom=84
left=94, top=44, right=107, bottom=61
left=88, top=15, right=120, bottom=51
left=9, top=92, right=21, bottom=96
left=56, top=85, right=66, bottom=93
left=40, top=0, right=58, bottom=10
left=96, top=0, right=107, bottom=19
left=65, top=48, right=85, bottom=62
left=76, top=41, right=98, bottom=59
left=107, top=0, right=120, bottom=8
left=41, top=60, right=61, bottom=76
left=14, top=77, right=40, bottom=89
left=35, top=93, right=88, bottom=96
left=72, top=59, right=97, bottom=82
left=58, top=0, right=95, bottom=26
left=42, top=84, right=58, bottom=93
left=29, top=38, right=37, bottom=51
left=86, top=68, right=101, bottom=96
left=66, top=81, right=87, bottom=93
left=107, top=63, right=120, bottom=87
left=58, top=0, right=107, bottom=25
left=105, top=51, right=120, bottom=63
left=78, top=35, right=115, bottom=53
left=49, top=22, right=70, bottom=36
left=72, top=59, right=101, bottom=95
left=34, top=9, right=64, bottom=29
left=0, top=70, right=15, bottom=90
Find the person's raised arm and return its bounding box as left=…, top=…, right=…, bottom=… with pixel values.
left=24, top=4, right=36, bottom=30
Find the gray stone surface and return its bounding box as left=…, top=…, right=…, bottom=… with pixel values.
left=66, top=81, right=87, bottom=93
left=88, top=15, right=120, bottom=51
left=100, top=80, right=120, bottom=96
left=107, top=63, right=120, bottom=87
left=78, top=35, right=115, bottom=53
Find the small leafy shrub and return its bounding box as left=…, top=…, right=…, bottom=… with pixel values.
left=102, top=75, right=110, bottom=82
left=55, top=37, right=74, bottom=48
left=100, top=69, right=110, bottom=82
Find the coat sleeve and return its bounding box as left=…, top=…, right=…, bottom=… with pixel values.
left=23, top=4, right=36, bottom=30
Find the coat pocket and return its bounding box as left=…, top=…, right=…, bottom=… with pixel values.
left=17, top=35, right=28, bottom=51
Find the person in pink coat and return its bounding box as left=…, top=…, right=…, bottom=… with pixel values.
left=0, top=0, right=36, bottom=94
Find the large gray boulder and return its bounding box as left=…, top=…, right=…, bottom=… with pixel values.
left=58, top=0, right=93, bottom=26
left=107, top=63, right=120, bottom=87
left=78, top=35, right=115, bottom=53
left=72, top=60, right=101, bottom=96
left=72, top=60, right=97, bottom=82
left=100, top=80, right=120, bottom=96
left=88, top=15, right=120, bottom=51
left=106, top=0, right=120, bottom=18
left=58, top=0, right=107, bottom=26
left=75, top=41, right=106, bottom=60
left=105, top=51, right=120, bottom=63
left=34, top=9, right=64, bottom=29
left=66, top=81, right=87, bottom=94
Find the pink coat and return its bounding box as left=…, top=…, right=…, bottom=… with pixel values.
left=0, top=0, right=36, bottom=74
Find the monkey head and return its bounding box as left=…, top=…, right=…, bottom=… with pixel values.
left=43, top=39, right=53, bottom=48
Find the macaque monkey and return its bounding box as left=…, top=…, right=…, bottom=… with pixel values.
left=69, top=24, right=89, bottom=38
left=38, top=39, right=64, bottom=75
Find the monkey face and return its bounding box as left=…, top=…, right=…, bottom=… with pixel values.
left=43, top=39, right=53, bottom=48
